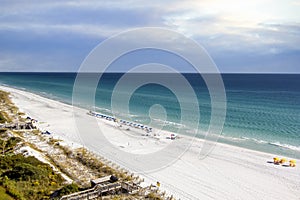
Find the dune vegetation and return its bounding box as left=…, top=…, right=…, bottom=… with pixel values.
left=0, top=129, right=67, bottom=199
left=0, top=90, right=69, bottom=199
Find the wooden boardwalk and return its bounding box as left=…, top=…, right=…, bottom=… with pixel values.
left=0, top=121, right=36, bottom=130
left=60, top=181, right=140, bottom=200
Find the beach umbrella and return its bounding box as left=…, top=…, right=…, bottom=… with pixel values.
left=289, top=160, right=296, bottom=167
left=273, top=157, right=280, bottom=164
left=279, top=158, right=287, bottom=164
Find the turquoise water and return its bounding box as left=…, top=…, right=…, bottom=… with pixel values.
left=0, top=72, right=299, bottom=158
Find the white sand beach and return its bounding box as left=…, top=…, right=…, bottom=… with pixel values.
left=1, top=85, right=299, bottom=200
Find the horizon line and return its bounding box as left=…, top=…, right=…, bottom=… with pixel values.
left=0, top=71, right=300, bottom=74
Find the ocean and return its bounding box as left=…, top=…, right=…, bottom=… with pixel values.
left=0, top=72, right=299, bottom=159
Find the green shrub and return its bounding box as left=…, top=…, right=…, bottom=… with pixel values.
left=3, top=163, right=46, bottom=181
left=0, top=112, right=6, bottom=123
left=0, top=154, right=46, bottom=171
left=3, top=181, right=25, bottom=200
left=58, top=183, right=79, bottom=196
left=0, top=154, right=64, bottom=199
left=146, top=192, right=163, bottom=200
left=0, top=185, right=14, bottom=200
left=0, top=137, right=22, bottom=155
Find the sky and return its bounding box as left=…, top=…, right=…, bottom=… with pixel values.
left=0, top=0, right=299, bottom=73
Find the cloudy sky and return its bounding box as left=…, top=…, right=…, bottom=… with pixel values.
left=0, top=0, right=299, bottom=73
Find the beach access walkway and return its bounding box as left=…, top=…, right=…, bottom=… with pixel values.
left=59, top=179, right=140, bottom=200
left=0, top=118, right=37, bottom=130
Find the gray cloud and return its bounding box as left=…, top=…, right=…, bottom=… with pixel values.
left=0, top=0, right=299, bottom=72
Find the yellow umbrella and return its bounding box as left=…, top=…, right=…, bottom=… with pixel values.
left=273, top=157, right=280, bottom=164
left=289, top=160, right=296, bottom=167
left=279, top=158, right=287, bottom=164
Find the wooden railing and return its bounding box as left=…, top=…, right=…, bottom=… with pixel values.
left=59, top=181, right=141, bottom=200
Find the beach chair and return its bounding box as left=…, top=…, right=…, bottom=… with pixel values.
left=289, top=160, right=296, bottom=167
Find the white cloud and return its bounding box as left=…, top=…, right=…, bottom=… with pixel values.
left=0, top=22, right=127, bottom=38
left=160, top=2, right=300, bottom=54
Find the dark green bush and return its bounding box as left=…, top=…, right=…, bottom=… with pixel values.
left=3, top=181, right=25, bottom=200
left=0, top=112, right=6, bottom=123
left=3, top=163, right=46, bottom=181
left=0, top=137, right=22, bottom=155
left=58, top=183, right=79, bottom=196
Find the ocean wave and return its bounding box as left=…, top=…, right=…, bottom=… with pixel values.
left=268, top=142, right=300, bottom=151
left=240, top=137, right=300, bottom=151
left=220, top=135, right=300, bottom=152
left=94, top=108, right=144, bottom=121
left=5, top=84, right=27, bottom=92
left=241, top=137, right=268, bottom=144
left=227, top=89, right=299, bottom=95
left=219, top=135, right=248, bottom=141
left=0, top=83, right=9, bottom=87
left=95, top=107, right=111, bottom=113
left=152, top=118, right=185, bottom=128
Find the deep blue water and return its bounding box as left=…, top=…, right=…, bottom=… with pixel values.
left=0, top=72, right=299, bottom=158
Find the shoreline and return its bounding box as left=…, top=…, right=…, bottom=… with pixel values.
left=1, top=83, right=299, bottom=158
left=0, top=84, right=297, bottom=159
left=0, top=85, right=299, bottom=199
